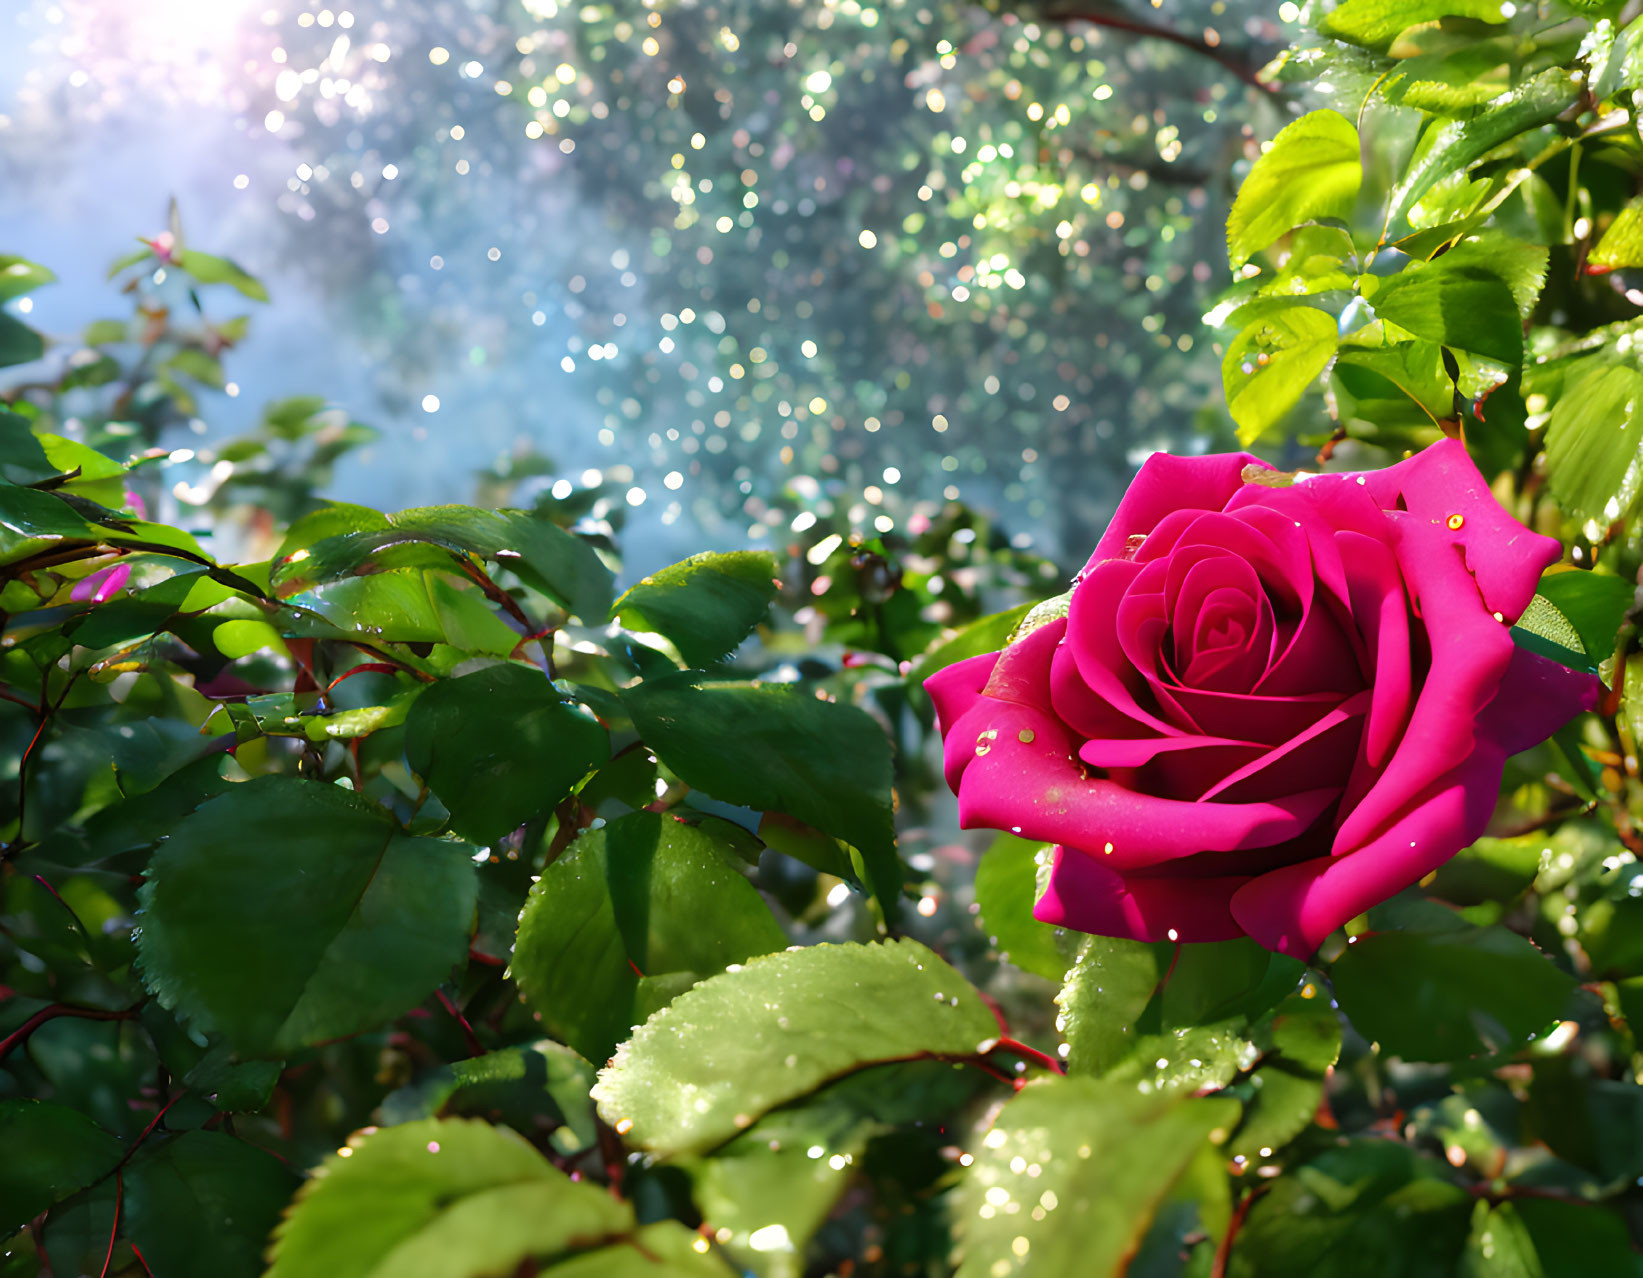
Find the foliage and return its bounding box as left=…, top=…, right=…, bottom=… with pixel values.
left=4, top=0, right=1643, bottom=1272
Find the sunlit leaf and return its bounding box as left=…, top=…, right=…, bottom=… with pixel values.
left=954, top=1076, right=1239, bottom=1278
left=612, top=550, right=778, bottom=666
left=512, top=810, right=787, bottom=1063
left=1222, top=306, right=1339, bottom=445
left=592, top=939, right=997, bottom=1156
left=1227, top=111, right=1361, bottom=267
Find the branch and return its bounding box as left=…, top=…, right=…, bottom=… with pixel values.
left=0, top=1002, right=145, bottom=1061
left=1042, top=8, right=1276, bottom=92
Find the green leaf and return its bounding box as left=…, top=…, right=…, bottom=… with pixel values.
left=1227, top=1141, right=1471, bottom=1277
left=973, top=833, right=1067, bottom=981
left=1543, top=363, right=1643, bottom=526
left=1318, top=0, right=1511, bottom=49
left=1388, top=71, right=1581, bottom=230
left=1461, top=1201, right=1541, bottom=1278
left=1384, top=35, right=1516, bottom=113
left=623, top=672, right=902, bottom=921
left=275, top=504, right=613, bottom=621
left=0, top=313, right=45, bottom=368
left=1057, top=936, right=1165, bottom=1076
left=1223, top=307, right=1338, bottom=445
left=612, top=550, right=778, bottom=666
left=165, top=347, right=225, bottom=389
left=1229, top=992, right=1341, bottom=1160
left=1590, top=200, right=1643, bottom=271
left=512, top=810, right=788, bottom=1064
left=0, top=410, right=61, bottom=485
left=266, top=1118, right=635, bottom=1278
left=1533, top=571, right=1633, bottom=661
left=0, top=256, right=55, bottom=304
left=1227, top=110, right=1362, bottom=267
left=1329, top=926, right=1576, bottom=1061
left=1507, top=1198, right=1643, bottom=1278
left=542, top=1222, right=737, bottom=1278
left=591, top=939, right=997, bottom=1156
left=1429, top=233, right=1547, bottom=320
left=404, top=662, right=608, bottom=844
left=378, top=1040, right=598, bottom=1152
left=954, top=1076, right=1240, bottom=1278
left=909, top=602, right=1034, bottom=687
left=0, top=1099, right=123, bottom=1235
left=136, top=775, right=478, bottom=1056
left=1334, top=336, right=1454, bottom=424
left=170, top=249, right=270, bottom=302
left=123, top=1130, right=298, bottom=1278
left=1367, top=255, right=1523, bottom=363
left=687, top=1060, right=977, bottom=1276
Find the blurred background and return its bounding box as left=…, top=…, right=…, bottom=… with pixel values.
left=0, top=0, right=1289, bottom=573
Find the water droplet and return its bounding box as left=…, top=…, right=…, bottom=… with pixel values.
left=1446, top=513, right=1465, bottom=530
left=1017, top=729, right=1035, bottom=744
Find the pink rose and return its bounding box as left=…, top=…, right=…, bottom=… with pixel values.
left=927, top=441, right=1601, bottom=958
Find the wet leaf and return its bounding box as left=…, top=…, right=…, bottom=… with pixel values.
left=512, top=811, right=787, bottom=1064
left=404, top=662, right=608, bottom=844
left=1317, top=0, right=1511, bottom=49
left=955, top=1075, right=1239, bottom=1278
left=1329, top=926, right=1576, bottom=1062
left=378, top=1040, right=598, bottom=1152
left=973, top=833, right=1067, bottom=982
left=0, top=1099, right=122, bottom=1235
left=623, top=672, right=902, bottom=921
left=592, top=939, right=997, bottom=1156
left=1222, top=307, right=1339, bottom=446
left=123, top=1130, right=298, bottom=1278
left=1227, top=1142, right=1470, bottom=1277
left=137, top=775, right=478, bottom=1055
left=266, top=1118, right=634, bottom=1278
left=1543, top=363, right=1643, bottom=527
left=612, top=550, right=778, bottom=666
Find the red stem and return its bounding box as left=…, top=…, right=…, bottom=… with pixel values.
left=435, top=989, right=485, bottom=1057
left=990, top=1036, right=1066, bottom=1075
left=97, top=1173, right=122, bottom=1278
left=1212, top=1187, right=1263, bottom=1278
left=0, top=1003, right=142, bottom=1061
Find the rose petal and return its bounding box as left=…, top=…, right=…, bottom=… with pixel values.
left=1231, top=645, right=1600, bottom=957
left=1330, top=511, right=1516, bottom=854
left=1082, top=450, right=1268, bottom=575
left=1478, top=644, right=1603, bottom=756
left=1334, top=528, right=1414, bottom=768
left=1034, top=846, right=1248, bottom=942
left=1351, top=437, right=1559, bottom=624
left=1065, top=559, right=1181, bottom=737
left=925, top=650, right=1000, bottom=738
left=1199, top=688, right=1371, bottom=803
left=948, top=690, right=1338, bottom=869
left=1154, top=684, right=1344, bottom=746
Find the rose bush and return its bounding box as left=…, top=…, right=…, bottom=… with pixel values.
left=927, top=440, right=1602, bottom=958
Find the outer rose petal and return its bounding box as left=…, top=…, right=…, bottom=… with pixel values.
left=1034, top=846, right=1248, bottom=942
left=926, top=650, right=999, bottom=737
left=1350, top=437, right=1559, bottom=624
left=1230, top=645, right=1601, bottom=957
left=1082, top=450, right=1267, bottom=574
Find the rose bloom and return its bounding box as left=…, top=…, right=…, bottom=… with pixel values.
left=927, top=441, right=1601, bottom=958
